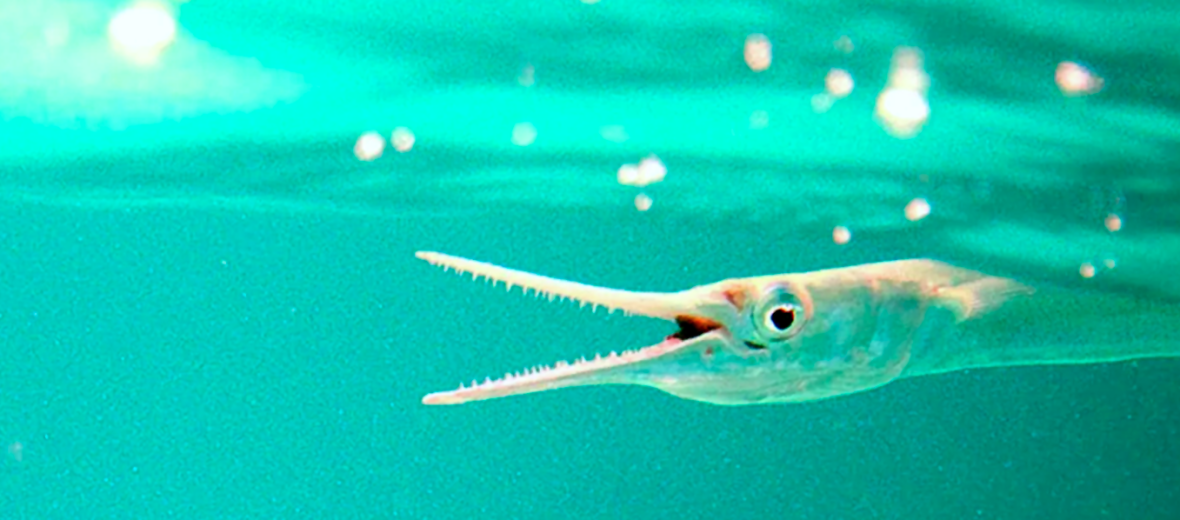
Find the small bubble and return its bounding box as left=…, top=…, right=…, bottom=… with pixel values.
left=353, top=131, right=385, bottom=161
left=617, top=164, right=640, bottom=186
left=811, top=93, right=834, bottom=113
left=832, top=226, right=851, bottom=245
left=1056, top=61, right=1103, bottom=96
left=834, top=35, right=854, bottom=54
left=749, top=110, right=769, bottom=129
left=1080, top=262, right=1096, bottom=278
left=744, top=34, right=772, bottom=72
left=905, top=198, right=931, bottom=221
left=637, top=155, right=666, bottom=185
left=617, top=155, right=666, bottom=187
left=635, top=193, right=653, bottom=212
left=518, top=64, right=535, bottom=87
left=600, top=125, right=629, bottom=143
left=1104, top=214, right=1122, bottom=232
left=391, top=127, right=415, bottom=153
left=7, top=441, right=22, bottom=462
left=825, top=68, right=854, bottom=98
left=512, top=122, right=536, bottom=146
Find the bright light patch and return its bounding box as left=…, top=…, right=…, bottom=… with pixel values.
left=108, top=1, right=177, bottom=65
left=0, top=1, right=304, bottom=129
left=877, top=88, right=929, bottom=138
left=875, top=47, right=930, bottom=138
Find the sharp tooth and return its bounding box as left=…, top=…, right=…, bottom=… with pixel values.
left=484, top=377, right=492, bottom=384
left=594, top=353, right=602, bottom=360
left=609, top=351, right=618, bottom=358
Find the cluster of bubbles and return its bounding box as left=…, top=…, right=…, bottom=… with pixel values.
left=353, top=127, right=415, bottom=161
left=347, top=21, right=1110, bottom=264
left=616, top=155, right=667, bottom=212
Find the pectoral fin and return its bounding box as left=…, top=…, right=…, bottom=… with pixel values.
left=936, top=276, right=1034, bottom=322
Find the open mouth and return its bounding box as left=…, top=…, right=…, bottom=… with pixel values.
left=414, top=251, right=729, bottom=405
left=669, top=315, right=723, bottom=341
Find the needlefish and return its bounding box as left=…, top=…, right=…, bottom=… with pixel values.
left=416, top=252, right=1180, bottom=406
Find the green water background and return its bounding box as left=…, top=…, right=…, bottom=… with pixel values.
left=1, top=0, right=1178, bottom=518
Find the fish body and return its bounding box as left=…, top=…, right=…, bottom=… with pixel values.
left=416, top=252, right=1180, bottom=406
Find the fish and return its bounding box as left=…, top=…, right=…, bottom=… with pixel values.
left=416, top=252, right=1180, bottom=406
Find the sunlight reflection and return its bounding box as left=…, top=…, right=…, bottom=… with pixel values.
left=0, top=0, right=303, bottom=128
left=875, top=47, right=930, bottom=138
left=108, top=1, right=177, bottom=65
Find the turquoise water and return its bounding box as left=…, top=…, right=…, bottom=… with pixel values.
left=1, top=0, right=1178, bottom=518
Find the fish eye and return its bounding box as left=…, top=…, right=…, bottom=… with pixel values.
left=750, top=284, right=808, bottom=342
left=764, top=304, right=797, bottom=332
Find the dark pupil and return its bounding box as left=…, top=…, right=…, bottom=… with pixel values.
left=770, top=307, right=795, bottom=330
